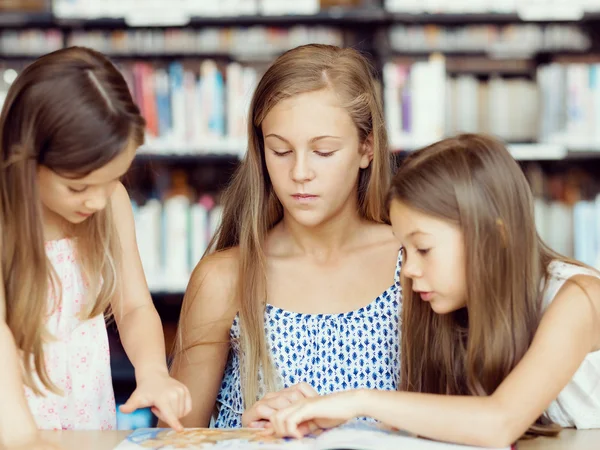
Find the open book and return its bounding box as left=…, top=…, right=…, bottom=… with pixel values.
left=114, top=421, right=513, bottom=450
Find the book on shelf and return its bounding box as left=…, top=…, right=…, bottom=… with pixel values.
left=51, top=0, right=372, bottom=19
left=538, top=62, right=600, bottom=149
left=387, top=24, right=590, bottom=55
left=0, top=29, right=63, bottom=57
left=526, top=164, right=600, bottom=269
left=52, top=0, right=261, bottom=19
left=383, top=56, right=600, bottom=155
left=132, top=192, right=222, bottom=294
left=65, top=27, right=343, bottom=58
left=118, top=58, right=259, bottom=157
left=0, top=0, right=49, bottom=12
left=384, top=56, right=539, bottom=147
left=384, top=0, right=599, bottom=15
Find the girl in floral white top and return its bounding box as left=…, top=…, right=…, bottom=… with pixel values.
left=0, top=47, right=191, bottom=450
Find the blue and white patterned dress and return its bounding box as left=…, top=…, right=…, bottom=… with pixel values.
left=213, top=249, right=403, bottom=428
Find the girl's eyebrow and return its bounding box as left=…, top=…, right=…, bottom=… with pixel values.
left=408, top=230, right=431, bottom=238
left=265, top=134, right=342, bottom=144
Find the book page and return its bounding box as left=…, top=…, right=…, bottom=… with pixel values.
left=114, top=428, right=311, bottom=449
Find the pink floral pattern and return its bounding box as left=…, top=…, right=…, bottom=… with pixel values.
left=24, top=239, right=116, bottom=430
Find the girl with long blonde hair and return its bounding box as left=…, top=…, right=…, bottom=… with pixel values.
left=170, top=44, right=403, bottom=428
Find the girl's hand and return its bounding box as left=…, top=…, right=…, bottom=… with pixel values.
left=270, top=390, right=365, bottom=439
left=242, top=383, right=318, bottom=428
left=119, top=371, right=192, bottom=432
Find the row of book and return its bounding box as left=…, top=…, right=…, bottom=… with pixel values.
left=51, top=0, right=364, bottom=20
left=535, top=197, right=600, bottom=268
left=383, top=57, right=600, bottom=151
left=0, top=30, right=63, bottom=56
left=0, top=59, right=254, bottom=155
left=0, top=27, right=343, bottom=58
left=46, top=0, right=600, bottom=18
left=67, top=27, right=344, bottom=58
left=384, top=57, right=539, bottom=146
left=132, top=193, right=223, bottom=293
left=121, top=59, right=259, bottom=155
left=526, top=164, right=600, bottom=268
left=3, top=57, right=600, bottom=156
left=385, top=0, right=600, bottom=15
left=2, top=25, right=590, bottom=60
left=388, top=24, right=590, bottom=54
left=129, top=184, right=600, bottom=294
left=538, top=63, right=600, bottom=147
left=7, top=0, right=600, bottom=17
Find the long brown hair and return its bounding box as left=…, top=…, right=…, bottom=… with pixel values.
left=390, top=133, right=590, bottom=437
left=0, top=46, right=145, bottom=395
left=198, top=44, right=391, bottom=407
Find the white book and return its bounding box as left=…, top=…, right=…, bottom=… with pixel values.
left=163, top=196, right=191, bottom=291
left=411, top=56, right=446, bottom=143
left=209, top=205, right=224, bottom=240
left=383, top=62, right=402, bottom=147
left=190, top=203, right=209, bottom=267
left=593, top=64, right=600, bottom=141
left=455, top=75, right=479, bottom=134
left=445, top=77, right=455, bottom=136
left=226, top=62, right=245, bottom=142
left=134, top=199, right=162, bottom=292
left=547, top=202, right=574, bottom=257
left=488, top=77, right=510, bottom=140
left=534, top=198, right=550, bottom=245
left=385, top=0, right=423, bottom=12
left=261, top=0, right=319, bottom=15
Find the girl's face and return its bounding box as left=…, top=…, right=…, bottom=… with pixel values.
left=390, top=199, right=468, bottom=314
left=262, top=88, right=373, bottom=229
left=37, top=140, right=136, bottom=233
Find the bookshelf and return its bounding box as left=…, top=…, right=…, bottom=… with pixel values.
left=2, top=0, right=600, bottom=430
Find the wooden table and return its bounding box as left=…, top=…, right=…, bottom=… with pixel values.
left=40, top=429, right=600, bottom=449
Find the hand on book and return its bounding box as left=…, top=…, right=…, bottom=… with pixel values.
left=242, top=382, right=318, bottom=428
left=119, top=371, right=192, bottom=432
left=270, top=389, right=365, bottom=439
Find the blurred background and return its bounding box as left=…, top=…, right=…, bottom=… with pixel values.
left=1, top=0, right=600, bottom=430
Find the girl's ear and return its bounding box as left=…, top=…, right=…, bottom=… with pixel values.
left=360, top=133, right=374, bottom=169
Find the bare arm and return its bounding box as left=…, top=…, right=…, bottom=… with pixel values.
left=109, top=183, right=191, bottom=429
left=162, top=249, right=239, bottom=427
left=0, top=322, right=39, bottom=447
left=110, top=183, right=168, bottom=378
left=0, top=261, right=62, bottom=449
left=272, top=275, right=600, bottom=448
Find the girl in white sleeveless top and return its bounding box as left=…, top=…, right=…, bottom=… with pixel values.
left=267, top=134, right=600, bottom=448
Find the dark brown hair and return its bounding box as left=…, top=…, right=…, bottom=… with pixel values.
left=0, top=46, right=145, bottom=395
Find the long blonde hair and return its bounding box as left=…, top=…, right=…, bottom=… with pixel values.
left=0, top=47, right=145, bottom=395
left=390, top=133, right=590, bottom=437
left=203, top=44, right=391, bottom=407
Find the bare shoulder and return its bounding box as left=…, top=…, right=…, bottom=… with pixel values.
left=109, top=182, right=131, bottom=212
left=549, top=271, right=600, bottom=351
left=184, top=247, right=241, bottom=324
left=360, top=221, right=400, bottom=251
left=555, top=272, right=600, bottom=314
